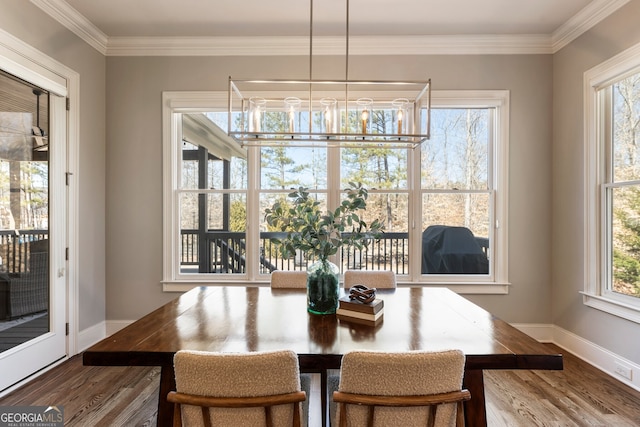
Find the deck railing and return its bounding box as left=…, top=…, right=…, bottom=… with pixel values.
left=0, top=229, right=49, bottom=274
left=179, top=230, right=410, bottom=274
left=0, top=229, right=485, bottom=276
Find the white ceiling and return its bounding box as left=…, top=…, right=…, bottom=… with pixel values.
left=60, top=0, right=595, bottom=37
left=32, top=0, right=630, bottom=55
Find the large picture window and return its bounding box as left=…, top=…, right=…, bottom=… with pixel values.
left=584, top=41, right=640, bottom=322
left=163, top=91, right=509, bottom=292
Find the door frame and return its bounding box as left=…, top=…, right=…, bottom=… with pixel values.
left=0, top=27, right=79, bottom=392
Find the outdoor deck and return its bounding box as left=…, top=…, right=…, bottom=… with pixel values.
left=179, top=229, right=489, bottom=274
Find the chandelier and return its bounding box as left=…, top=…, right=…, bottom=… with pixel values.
left=227, top=0, right=431, bottom=149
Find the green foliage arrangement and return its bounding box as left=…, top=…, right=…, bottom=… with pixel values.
left=264, top=182, right=384, bottom=262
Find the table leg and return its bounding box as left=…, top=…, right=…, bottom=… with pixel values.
left=156, top=365, right=176, bottom=427
left=463, top=369, right=487, bottom=427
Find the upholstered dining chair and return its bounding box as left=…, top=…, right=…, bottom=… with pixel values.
left=270, top=270, right=308, bottom=289
left=168, top=349, right=307, bottom=427
left=343, top=270, right=396, bottom=289
left=331, top=270, right=398, bottom=415
left=331, top=349, right=469, bottom=427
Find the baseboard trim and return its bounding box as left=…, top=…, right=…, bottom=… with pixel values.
left=77, top=320, right=137, bottom=351
left=511, top=323, right=555, bottom=342
left=105, top=320, right=133, bottom=337
left=513, top=323, right=640, bottom=392
left=77, top=321, right=106, bottom=352
left=551, top=325, right=640, bottom=392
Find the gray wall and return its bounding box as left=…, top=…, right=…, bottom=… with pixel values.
left=105, top=54, right=553, bottom=322
left=0, top=0, right=106, bottom=331
left=552, top=0, right=640, bottom=363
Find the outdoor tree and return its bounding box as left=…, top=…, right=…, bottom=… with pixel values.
left=421, top=109, right=489, bottom=236
left=613, top=186, right=640, bottom=296
left=612, top=73, right=640, bottom=297
left=342, top=146, right=407, bottom=231
left=261, top=146, right=309, bottom=189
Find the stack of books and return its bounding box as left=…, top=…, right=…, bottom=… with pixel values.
left=336, top=295, right=384, bottom=326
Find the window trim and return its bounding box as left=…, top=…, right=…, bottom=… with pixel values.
left=161, top=92, right=252, bottom=287
left=583, top=40, right=640, bottom=323
left=162, top=90, right=510, bottom=294
left=416, top=91, right=509, bottom=290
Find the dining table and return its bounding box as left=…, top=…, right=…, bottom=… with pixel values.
left=83, top=286, right=563, bottom=427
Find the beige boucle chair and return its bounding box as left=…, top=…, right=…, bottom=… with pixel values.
left=330, top=270, right=397, bottom=413
left=332, top=349, right=469, bottom=427
left=343, top=270, right=396, bottom=289
left=169, top=349, right=306, bottom=427
left=270, top=270, right=308, bottom=289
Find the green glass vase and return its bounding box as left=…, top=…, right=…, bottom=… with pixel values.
left=307, top=259, right=340, bottom=315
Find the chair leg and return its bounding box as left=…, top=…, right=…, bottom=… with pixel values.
left=338, top=403, right=347, bottom=427
left=366, top=406, right=374, bottom=427
left=427, top=406, right=436, bottom=427
left=265, top=406, right=273, bottom=427
left=456, top=401, right=465, bottom=427
left=173, top=404, right=182, bottom=427
left=293, top=402, right=301, bottom=427
left=201, top=407, right=212, bottom=427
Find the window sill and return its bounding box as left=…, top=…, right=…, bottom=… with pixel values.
left=581, top=292, right=640, bottom=324
left=412, top=282, right=510, bottom=294
left=162, top=280, right=510, bottom=294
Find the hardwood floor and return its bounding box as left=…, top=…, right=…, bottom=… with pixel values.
left=484, top=346, right=640, bottom=426
left=0, top=359, right=160, bottom=426
left=0, top=344, right=639, bottom=426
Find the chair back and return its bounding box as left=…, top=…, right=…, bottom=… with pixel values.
left=343, top=270, right=396, bottom=289
left=333, top=349, right=468, bottom=427
left=271, top=270, right=308, bottom=289
left=170, top=349, right=306, bottom=427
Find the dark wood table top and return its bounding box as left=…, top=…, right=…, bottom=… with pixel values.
left=83, top=286, right=561, bottom=370
left=83, top=286, right=562, bottom=427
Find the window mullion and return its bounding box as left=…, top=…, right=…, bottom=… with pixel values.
left=600, top=87, right=613, bottom=296
left=409, top=144, right=421, bottom=281
left=327, top=146, right=341, bottom=266
left=246, top=145, right=261, bottom=280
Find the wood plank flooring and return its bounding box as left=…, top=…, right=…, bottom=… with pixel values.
left=0, top=344, right=639, bottom=426
left=484, top=346, right=640, bottom=426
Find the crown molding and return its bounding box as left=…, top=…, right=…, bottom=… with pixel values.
left=32, top=0, right=630, bottom=57
left=106, top=34, right=554, bottom=57
left=551, top=0, right=631, bottom=53
left=30, top=0, right=108, bottom=54
left=107, top=36, right=312, bottom=57
left=353, top=35, right=553, bottom=56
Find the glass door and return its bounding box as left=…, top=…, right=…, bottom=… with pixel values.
left=0, top=69, right=66, bottom=391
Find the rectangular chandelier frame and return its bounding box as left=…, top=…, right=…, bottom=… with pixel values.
left=227, top=77, right=431, bottom=149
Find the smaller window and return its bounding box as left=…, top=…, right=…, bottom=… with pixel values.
left=584, top=41, right=640, bottom=323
